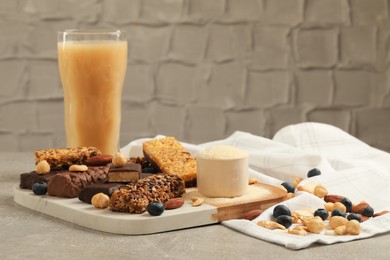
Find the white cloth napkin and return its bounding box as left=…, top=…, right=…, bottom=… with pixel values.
left=121, top=122, right=390, bottom=250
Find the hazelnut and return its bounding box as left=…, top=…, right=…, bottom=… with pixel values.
left=36, top=160, right=50, bottom=174
left=329, top=216, right=348, bottom=229
left=345, top=219, right=360, bottom=235
left=91, top=193, right=110, bottom=209
left=112, top=152, right=127, bottom=167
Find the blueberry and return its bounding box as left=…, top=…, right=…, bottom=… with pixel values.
left=281, top=182, right=295, bottom=193
left=314, top=208, right=329, bottom=221
left=347, top=213, right=362, bottom=222
left=361, top=206, right=374, bottom=217
left=147, top=201, right=165, bottom=216
left=32, top=181, right=47, bottom=195
left=273, top=205, right=291, bottom=218
left=331, top=209, right=346, bottom=218
left=340, top=197, right=353, bottom=213
left=307, top=168, right=321, bottom=178
left=276, top=215, right=292, bottom=229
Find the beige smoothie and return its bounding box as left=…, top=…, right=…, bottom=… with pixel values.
left=58, top=40, right=127, bottom=155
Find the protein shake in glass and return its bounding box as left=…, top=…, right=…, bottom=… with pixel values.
left=58, top=30, right=127, bottom=155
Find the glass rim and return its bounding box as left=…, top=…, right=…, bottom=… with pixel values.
left=58, top=29, right=125, bottom=35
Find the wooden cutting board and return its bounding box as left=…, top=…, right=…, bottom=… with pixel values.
left=13, top=183, right=286, bottom=235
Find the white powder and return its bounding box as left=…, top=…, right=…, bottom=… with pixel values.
left=197, top=145, right=248, bottom=160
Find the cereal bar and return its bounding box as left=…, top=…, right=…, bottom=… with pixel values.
left=35, top=147, right=101, bottom=170
left=142, top=137, right=197, bottom=187
left=109, top=174, right=185, bottom=213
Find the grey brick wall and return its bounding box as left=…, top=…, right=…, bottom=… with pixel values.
left=1, top=0, right=390, bottom=152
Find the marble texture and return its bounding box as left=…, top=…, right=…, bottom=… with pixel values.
left=1, top=152, right=390, bottom=259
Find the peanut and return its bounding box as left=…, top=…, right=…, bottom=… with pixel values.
left=335, top=225, right=346, bottom=235
left=329, top=216, right=348, bottom=229
left=305, top=217, right=325, bottom=234
left=69, top=164, right=88, bottom=172
left=334, top=202, right=347, bottom=213
left=314, top=184, right=328, bottom=198
left=345, top=219, right=360, bottom=235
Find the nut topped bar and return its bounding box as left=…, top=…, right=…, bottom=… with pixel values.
left=35, top=147, right=101, bottom=170
left=142, top=137, right=197, bottom=187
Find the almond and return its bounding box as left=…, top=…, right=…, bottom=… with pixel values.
left=324, top=195, right=344, bottom=203
left=373, top=210, right=390, bottom=217
left=164, top=198, right=185, bottom=210
left=242, top=209, right=264, bottom=220
left=351, top=202, right=369, bottom=214
left=86, top=154, right=113, bottom=166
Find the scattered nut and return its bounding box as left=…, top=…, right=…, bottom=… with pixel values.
left=248, top=177, right=258, bottom=185
left=91, top=193, right=110, bottom=209
left=325, top=230, right=336, bottom=236
left=334, top=225, right=346, bottom=235
left=86, top=154, right=113, bottom=166
left=36, top=160, right=50, bottom=174
left=293, top=225, right=308, bottom=232
left=292, top=177, right=303, bottom=187
left=288, top=229, right=307, bottom=236
left=112, top=152, right=127, bottom=167
left=314, top=184, right=328, bottom=198
left=324, top=195, right=344, bottom=203
left=352, top=202, right=369, bottom=214
left=192, top=197, right=205, bottom=207
left=283, top=192, right=295, bottom=201
left=164, top=198, right=185, bottom=210
left=69, top=164, right=88, bottom=172
left=291, top=212, right=300, bottom=224
left=242, top=209, right=264, bottom=221
left=334, top=202, right=347, bottom=213
left=297, top=180, right=318, bottom=194
left=329, top=216, right=348, bottom=229
left=257, top=220, right=286, bottom=230
left=345, top=219, right=360, bottom=235
left=324, top=202, right=334, bottom=212
left=373, top=210, right=390, bottom=217
left=305, top=217, right=325, bottom=234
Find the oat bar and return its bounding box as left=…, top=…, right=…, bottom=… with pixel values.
left=35, top=147, right=101, bottom=170
left=142, top=137, right=197, bottom=187
left=109, top=174, right=185, bottom=213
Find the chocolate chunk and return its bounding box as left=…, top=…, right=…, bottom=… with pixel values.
left=20, top=170, right=65, bottom=189
left=78, top=183, right=123, bottom=204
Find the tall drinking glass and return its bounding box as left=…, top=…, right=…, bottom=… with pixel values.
left=57, top=30, right=127, bottom=155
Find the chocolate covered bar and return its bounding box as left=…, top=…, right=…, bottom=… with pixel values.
left=78, top=183, right=123, bottom=204
left=35, top=147, right=101, bottom=170
left=47, top=165, right=110, bottom=198
left=110, top=173, right=185, bottom=213
left=142, top=137, right=196, bottom=187
left=20, top=170, right=64, bottom=189
left=108, top=163, right=141, bottom=183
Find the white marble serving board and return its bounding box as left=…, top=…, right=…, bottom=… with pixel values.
left=13, top=186, right=218, bottom=235
left=13, top=183, right=285, bottom=235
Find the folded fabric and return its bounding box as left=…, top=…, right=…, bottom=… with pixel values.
left=121, top=122, right=390, bottom=250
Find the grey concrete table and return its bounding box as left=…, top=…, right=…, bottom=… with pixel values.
left=1, top=152, right=389, bottom=259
